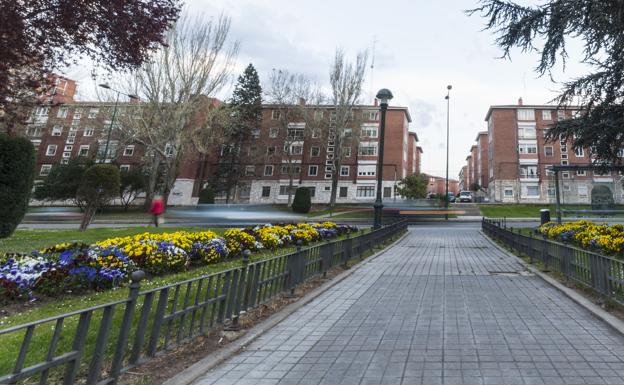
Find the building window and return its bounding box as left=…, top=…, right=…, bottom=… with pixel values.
left=290, top=145, right=303, bottom=155
left=73, top=108, right=82, bottom=120
left=164, top=144, right=174, bottom=157
left=40, top=164, right=52, bottom=176
left=123, top=145, right=135, bottom=156
left=279, top=185, right=296, bottom=195
left=561, top=160, right=569, bottom=166
left=120, top=164, right=130, bottom=172
left=84, top=128, right=94, bottom=137
left=88, top=108, right=99, bottom=119
left=310, top=146, right=320, bottom=157
left=519, top=165, right=538, bottom=179
left=343, top=128, right=353, bottom=138
left=57, top=107, right=69, bottom=119
left=547, top=187, right=555, bottom=196
left=314, top=110, right=324, bottom=120
left=251, top=128, right=260, bottom=139
left=52, top=125, right=63, bottom=136
left=264, top=165, right=274, bottom=176
left=269, top=127, right=279, bottom=138
left=504, top=187, right=513, bottom=197
left=557, top=110, right=566, bottom=121
left=79, top=145, right=90, bottom=156
left=526, top=186, right=540, bottom=197
left=517, top=123, right=536, bottom=139
left=34, top=106, right=49, bottom=117
left=517, top=108, right=535, bottom=121
left=358, top=143, right=377, bottom=156
left=27, top=126, right=43, bottom=137
left=287, top=124, right=305, bottom=140
left=339, top=186, right=348, bottom=198
left=544, top=146, right=553, bottom=157
left=361, top=124, right=378, bottom=138
left=261, top=186, right=271, bottom=197
left=562, top=172, right=570, bottom=179
left=308, top=165, right=318, bottom=176
left=576, top=170, right=586, bottom=176
left=340, top=166, right=349, bottom=176
left=574, top=148, right=584, bottom=157
left=271, top=110, right=280, bottom=120
left=343, top=147, right=351, bottom=157
left=62, top=151, right=71, bottom=158
left=356, top=186, right=375, bottom=197
left=561, top=153, right=568, bottom=160
left=363, top=110, right=379, bottom=121
left=541, top=110, right=552, bottom=120
left=563, top=183, right=571, bottom=191
left=245, top=165, right=255, bottom=176
left=383, top=187, right=392, bottom=198
left=46, top=145, right=57, bottom=156
left=518, top=143, right=537, bottom=154
left=357, top=165, right=376, bottom=176
left=266, top=146, right=276, bottom=156
left=64, top=145, right=73, bottom=152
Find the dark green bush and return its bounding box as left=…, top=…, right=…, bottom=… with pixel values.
left=0, top=134, right=35, bottom=238
left=77, top=164, right=120, bottom=231
left=292, top=187, right=312, bottom=213
left=198, top=186, right=215, bottom=204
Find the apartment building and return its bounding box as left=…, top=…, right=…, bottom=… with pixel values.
left=425, top=174, right=459, bottom=196
left=24, top=77, right=421, bottom=205
left=480, top=99, right=623, bottom=203
left=199, top=103, right=418, bottom=204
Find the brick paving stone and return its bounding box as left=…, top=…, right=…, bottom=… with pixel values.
left=193, top=225, right=624, bottom=385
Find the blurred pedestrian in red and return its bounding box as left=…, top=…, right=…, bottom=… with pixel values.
left=149, top=195, right=165, bottom=227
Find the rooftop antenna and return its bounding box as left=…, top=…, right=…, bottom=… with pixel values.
left=370, top=36, right=378, bottom=103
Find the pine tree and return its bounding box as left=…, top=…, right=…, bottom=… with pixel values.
left=212, top=64, right=262, bottom=202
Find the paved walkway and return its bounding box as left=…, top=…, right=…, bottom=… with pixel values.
left=194, top=225, right=624, bottom=385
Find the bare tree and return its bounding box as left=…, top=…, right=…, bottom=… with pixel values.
left=118, top=13, right=238, bottom=205
left=265, top=70, right=318, bottom=205
left=324, top=49, right=368, bottom=208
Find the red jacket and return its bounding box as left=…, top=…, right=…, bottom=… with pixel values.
left=149, top=199, right=165, bottom=215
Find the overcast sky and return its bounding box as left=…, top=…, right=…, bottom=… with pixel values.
left=66, top=0, right=587, bottom=180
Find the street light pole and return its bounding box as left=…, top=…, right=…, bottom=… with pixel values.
left=98, top=83, right=139, bottom=163
left=444, top=85, right=452, bottom=220
left=374, top=88, right=393, bottom=230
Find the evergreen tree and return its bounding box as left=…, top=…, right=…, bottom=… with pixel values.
left=212, top=64, right=262, bottom=202
left=396, top=174, right=428, bottom=199
left=469, top=1, right=624, bottom=164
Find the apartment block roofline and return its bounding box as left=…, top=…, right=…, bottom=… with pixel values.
left=484, top=104, right=582, bottom=121
left=416, top=146, right=423, bottom=153
left=474, top=131, right=488, bottom=141
left=261, top=103, right=412, bottom=123
left=408, top=131, right=419, bottom=141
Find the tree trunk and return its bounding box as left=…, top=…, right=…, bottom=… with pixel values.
left=79, top=205, right=96, bottom=231
left=287, top=174, right=294, bottom=206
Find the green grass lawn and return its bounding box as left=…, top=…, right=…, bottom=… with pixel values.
left=478, top=204, right=624, bottom=218
left=0, top=226, right=217, bottom=254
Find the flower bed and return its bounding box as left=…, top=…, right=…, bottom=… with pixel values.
left=0, top=222, right=357, bottom=303
left=537, top=220, right=624, bottom=256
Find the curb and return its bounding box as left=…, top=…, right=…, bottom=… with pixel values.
left=163, top=230, right=409, bottom=385
left=479, top=230, right=624, bottom=337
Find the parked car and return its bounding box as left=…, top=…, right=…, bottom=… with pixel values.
left=447, top=192, right=456, bottom=203
left=458, top=191, right=473, bottom=203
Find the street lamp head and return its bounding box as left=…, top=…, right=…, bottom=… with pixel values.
left=375, top=88, right=393, bottom=105
left=98, top=83, right=111, bottom=90
left=447, top=85, right=452, bottom=90
left=128, top=94, right=139, bottom=100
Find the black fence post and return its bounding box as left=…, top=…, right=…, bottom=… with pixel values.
left=109, top=270, right=144, bottom=383
left=226, top=249, right=251, bottom=331
left=284, top=241, right=303, bottom=297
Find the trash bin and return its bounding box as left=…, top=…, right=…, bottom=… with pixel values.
left=540, top=209, right=550, bottom=225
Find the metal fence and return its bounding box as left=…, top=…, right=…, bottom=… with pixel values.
left=0, top=220, right=406, bottom=385
left=482, top=218, right=624, bottom=304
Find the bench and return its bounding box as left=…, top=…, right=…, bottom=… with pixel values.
left=399, top=210, right=466, bottom=215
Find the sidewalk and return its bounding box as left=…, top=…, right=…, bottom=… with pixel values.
left=190, top=225, right=624, bottom=385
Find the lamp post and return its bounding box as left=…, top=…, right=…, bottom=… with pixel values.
left=444, top=85, right=452, bottom=220
left=374, top=88, right=393, bottom=230
left=97, top=83, right=139, bottom=163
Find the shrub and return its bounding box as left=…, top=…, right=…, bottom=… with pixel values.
left=0, top=134, right=35, bottom=238
left=292, top=187, right=312, bottom=213
left=198, top=187, right=215, bottom=204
